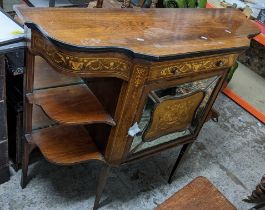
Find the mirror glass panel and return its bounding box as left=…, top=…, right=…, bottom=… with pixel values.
left=129, top=75, right=220, bottom=154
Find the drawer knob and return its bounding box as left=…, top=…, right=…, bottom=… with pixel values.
left=216, top=60, right=224, bottom=67
left=170, top=67, right=178, bottom=74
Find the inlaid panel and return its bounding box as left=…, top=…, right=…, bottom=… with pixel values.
left=143, top=91, right=204, bottom=141
left=30, top=31, right=132, bottom=80
left=129, top=75, right=220, bottom=154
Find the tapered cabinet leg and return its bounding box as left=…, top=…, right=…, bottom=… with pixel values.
left=22, top=50, right=35, bottom=189
left=20, top=139, right=35, bottom=189
left=96, top=0, right=103, bottom=8
left=168, top=142, right=193, bottom=184
left=93, top=164, right=111, bottom=210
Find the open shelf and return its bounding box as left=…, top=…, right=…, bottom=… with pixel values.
left=27, top=84, right=116, bottom=126
left=32, top=105, right=55, bottom=130
left=34, top=56, right=83, bottom=90
left=25, top=124, right=104, bottom=165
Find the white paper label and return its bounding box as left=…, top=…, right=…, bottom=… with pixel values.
left=128, top=122, right=141, bottom=137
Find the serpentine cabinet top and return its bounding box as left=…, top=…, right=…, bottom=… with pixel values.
left=14, top=5, right=259, bottom=61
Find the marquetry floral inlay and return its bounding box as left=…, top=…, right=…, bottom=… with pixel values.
left=143, top=91, right=204, bottom=141
left=31, top=32, right=131, bottom=79
left=149, top=54, right=237, bottom=81
left=134, top=67, right=146, bottom=87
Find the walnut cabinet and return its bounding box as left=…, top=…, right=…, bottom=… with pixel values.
left=14, top=6, right=259, bottom=209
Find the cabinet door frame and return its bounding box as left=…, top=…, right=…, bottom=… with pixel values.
left=122, top=68, right=228, bottom=163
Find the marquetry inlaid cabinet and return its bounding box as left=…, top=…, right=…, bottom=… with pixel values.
left=14, top=6, right=259, bottom=209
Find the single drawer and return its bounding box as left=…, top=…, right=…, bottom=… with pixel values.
left=148, top=54, right=238, bottom=82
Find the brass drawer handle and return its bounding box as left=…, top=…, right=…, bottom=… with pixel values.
left=170, top=67, right=178, bottom=75
left=216, top=60, right=224, bottom=67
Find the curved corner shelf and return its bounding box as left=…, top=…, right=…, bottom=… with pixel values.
left=33, top=56, right=83, bottom=90
left=26, top=84, right=116, bottom=126
left=32, top=105, right=55, bottom=130
left=25, top=125, right=104, bottom=165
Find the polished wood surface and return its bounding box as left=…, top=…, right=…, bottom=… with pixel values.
left=27, top=84, right=116, bottom=126
left=26, top=125, right=104, bottom=165
left=32, top=56, right=84, bottom=128
left=156, top=176, right=237, bottom=210
left=15, top=6, right=259, bottom=59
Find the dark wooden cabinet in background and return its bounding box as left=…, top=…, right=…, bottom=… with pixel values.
left=0, top=55, right=10, bottom=184
left=0, top=8, right=25, bottom=182
left=5, top=50, right=24, bottom=170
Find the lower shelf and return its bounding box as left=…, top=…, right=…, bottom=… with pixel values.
left=26, top=125, right=104, bottom=165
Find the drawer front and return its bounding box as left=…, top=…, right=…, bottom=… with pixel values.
left=148, top=54, right=238, bottom=82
